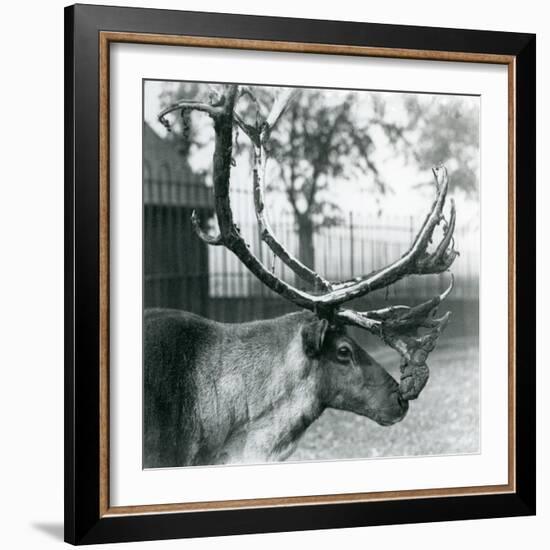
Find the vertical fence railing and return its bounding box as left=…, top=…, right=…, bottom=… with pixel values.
left=205, top=182, right=478, bottom=298
left=144, top=176, right=479, bottom=327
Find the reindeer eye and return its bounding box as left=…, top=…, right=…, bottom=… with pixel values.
left=336, top=345, right=352, bottom=362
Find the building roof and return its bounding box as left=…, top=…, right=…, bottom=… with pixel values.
left=143, top=121, right=212, bottom=209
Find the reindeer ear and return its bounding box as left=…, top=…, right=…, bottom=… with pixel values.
left=302, top=318, right=330, bottom=358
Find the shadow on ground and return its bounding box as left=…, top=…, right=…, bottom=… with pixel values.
left=31, top=522, right=64, bottom=542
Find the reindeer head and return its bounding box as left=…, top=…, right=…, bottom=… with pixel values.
left=159, top=84, right=458, bottom=422
left=302, top=317, right=408, bottom=425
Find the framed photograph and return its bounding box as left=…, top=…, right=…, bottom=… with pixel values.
left=64, top=4, right=536, bottom=545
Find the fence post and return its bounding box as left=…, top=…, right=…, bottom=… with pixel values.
left=349, top=211, right=354, bottom=277
left=257, top=225, right=263, bottom=296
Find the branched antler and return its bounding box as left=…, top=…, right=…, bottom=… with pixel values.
left=235, top=88, right=332, bottom=291
left=159, top=85, right=458, bottom=402
left=339, top=276, right=454, bottom=399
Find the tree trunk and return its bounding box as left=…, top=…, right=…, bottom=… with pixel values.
left=297, top=216, right=315, bottom=287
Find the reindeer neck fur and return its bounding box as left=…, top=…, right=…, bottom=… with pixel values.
left=210, top=311, right=325, bottom=464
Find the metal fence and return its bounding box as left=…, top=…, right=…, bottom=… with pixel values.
left=144, top=177, right=479, bottom=334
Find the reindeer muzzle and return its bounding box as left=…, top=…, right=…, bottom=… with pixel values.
left=374, top=388, right=409, bottom=426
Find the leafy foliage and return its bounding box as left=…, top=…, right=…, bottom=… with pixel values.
left=254, top=88, right=411, bottom=229
left=157, top=84, right=478, bottom=268
left=406, top=96, right=479, bottom=197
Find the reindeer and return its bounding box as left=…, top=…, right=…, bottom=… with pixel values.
left=144, top=85, right=457, bottom=468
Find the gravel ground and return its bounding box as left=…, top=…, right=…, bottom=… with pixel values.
left=289, top=336, right=480, bottom=462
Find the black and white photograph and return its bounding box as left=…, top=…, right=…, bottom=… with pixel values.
left=142, top=80, right=480, bottom=469
left=0, top=0, right=541, bottom=547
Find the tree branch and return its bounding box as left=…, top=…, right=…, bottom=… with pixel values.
left=263, top=88, right=299, bottom=138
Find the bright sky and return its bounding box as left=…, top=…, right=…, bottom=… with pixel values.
left=143, top=80, right=480, bottom=229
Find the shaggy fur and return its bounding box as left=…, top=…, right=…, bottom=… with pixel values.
left=144, top=309, right=408, bottom=468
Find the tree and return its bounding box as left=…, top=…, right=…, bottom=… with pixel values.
left=405, top=96, right=479, bottom=197
left=158, top=84, right=414, bottom=274
left=250, top=88, right=411, bottom=272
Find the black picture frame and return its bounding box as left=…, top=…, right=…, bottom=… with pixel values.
left=65, top=3, right=536, bottom=545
